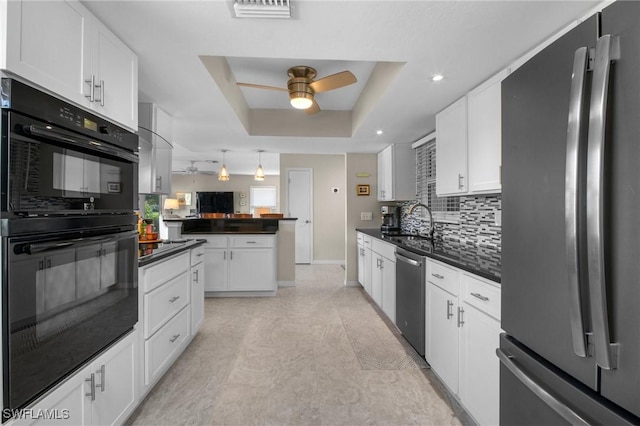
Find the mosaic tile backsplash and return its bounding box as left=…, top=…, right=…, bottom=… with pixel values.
left=399, top=195, right=502, bottom=250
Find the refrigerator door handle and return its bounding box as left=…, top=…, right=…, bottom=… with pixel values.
left=565, top=46, right=590, bottom=358
left=497, top=349, right=591, bottom=426
left=586, top=34, right=620, bottom=370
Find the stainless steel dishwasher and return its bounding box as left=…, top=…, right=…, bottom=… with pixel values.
left=395, top=247, right=426, bottom=356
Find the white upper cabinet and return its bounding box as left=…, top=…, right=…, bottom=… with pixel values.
left=436, top=69, right=508, bottom=197
left=1, top=0, right=138, bottom=131
left=377, top=143, right=416, bottom=201
left=467, top=70, right=508, bottom=194
left=138, top=103, right=173, bottom=195
left=90, top=18, right=138, bottom=130
left=436, top=97, right=468, bottom=196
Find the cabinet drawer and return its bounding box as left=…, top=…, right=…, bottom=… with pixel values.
left=363, top=235, right=372, bottom=248
left=462, top=273, right=501, bottom=320
left=203, top=236, right=228, bottom=248
left=145, top=306, right=189, bottom=386
left=372, top=239, right=396, bottom=262
left=142, top=252, right=190, bottom=293
left=427, top=259, right=460, bottom=296
left=229, top=235, right=274, bottom=248
left=144, top=271, right=189, bottom=338
left=190, top=245, right=205, bottom=266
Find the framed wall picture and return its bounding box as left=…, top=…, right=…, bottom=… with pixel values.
left=356, top=184, right=370, bottom=196
left=176, top=192, right=191, bottom=206
left=107, top=182, right=120, bottom=193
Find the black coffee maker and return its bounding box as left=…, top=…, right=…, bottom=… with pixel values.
left=380, top=205, right=401, bottom=234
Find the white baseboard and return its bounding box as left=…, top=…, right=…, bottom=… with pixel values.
left=311, top=260, right=345, bottom=265
left=344, top=280, right=361, bottom=287
left=278, top=281, right=295, bottom=287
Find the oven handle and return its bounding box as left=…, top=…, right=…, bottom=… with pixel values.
left=23, top=124, right=139, bottom=163
left=23, top=231, right=137, bottom=255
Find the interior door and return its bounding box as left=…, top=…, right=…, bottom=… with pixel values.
left=598, top=1, right=640, bottom=417
left=501, top=15, right=598, bottom=388
left=287, top=169, right=312, bottom=264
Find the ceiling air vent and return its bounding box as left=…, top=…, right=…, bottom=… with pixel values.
left=233, top=0, right=291, bottom=19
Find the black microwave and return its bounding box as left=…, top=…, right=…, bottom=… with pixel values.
left=1, top=79, right=138, bottom=217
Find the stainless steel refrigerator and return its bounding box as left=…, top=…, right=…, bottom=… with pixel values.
left=501, top=1, right=640, bottom=424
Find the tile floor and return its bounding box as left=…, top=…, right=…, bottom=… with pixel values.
left=127, top=265, right=470, bottom=425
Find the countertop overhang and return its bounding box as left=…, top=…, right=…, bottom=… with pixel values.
left=139, top=238, right=205, bottom=267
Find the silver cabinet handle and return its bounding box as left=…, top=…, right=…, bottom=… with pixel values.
left=432, top=273, right=444, bottom=280
left=156, top=176, right=162, bottom=191
left=99, top=80, right=105, bottom=107
left=170, top=334, right=180, bottom=343
left=246, top=241, right=257, bottom=244
left=458, top=173, right=464, bottom=189
left=457, top=306, right=465, bottom=327
left=85, top=373, right=96, bottom=401
left=230, top=251, right=233, bottom=260
left=446, top=300, right=454, bottom=319
left=96, top=365, right=105, bottom=392
left=497, top=349, right=590, bottom=426
left=379, top=259, right=384, bottom=270
left=470, top=292, right=489, bottom=302
left=565, top=45, right=590, bottom=359
left=85, top=75, right=95, bottom=102
left=587, top=34, right=620, bottom=370
left=197, top=252, right=204, bottom=257
left=169, top=296, right=180, bottom=303
left=193, top=269, right=199, bottom=283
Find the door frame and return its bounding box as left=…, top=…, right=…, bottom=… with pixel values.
left=286, top=168, right=313, bottom=264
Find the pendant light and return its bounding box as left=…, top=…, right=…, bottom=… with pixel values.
left=254, top=150, right=265, bottom=181
left=218, top=149, right=230, bottom=181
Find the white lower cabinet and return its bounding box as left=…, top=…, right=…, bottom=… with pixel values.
left=426, top=258, right=501, bottom=426
left=190, top=245, right=205, bottom=335
left=459, top=273, right=501, bottom=426
left=371, top=239, right=396, bottom=323
left=10, top=330, right=138, bottom=426
left=362, top=235, right=373, bottom=296
left=138, top=245, right=205, bottom=398
left=190, top=234, right=276, bottom=294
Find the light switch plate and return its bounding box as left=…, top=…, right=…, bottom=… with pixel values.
left=361, top=212, right=373, bottom=221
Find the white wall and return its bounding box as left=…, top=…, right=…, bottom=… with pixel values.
left=279, top=154, right=346, bottom=263
left=345, top=153, right=381, bottom=284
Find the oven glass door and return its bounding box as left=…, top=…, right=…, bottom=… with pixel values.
left=4, top=111, right=138, bottom=215
left=3, top=228, right=138, bottom=413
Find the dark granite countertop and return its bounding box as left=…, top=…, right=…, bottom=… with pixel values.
left=181, top=218, right=285, bottom=234
left=164, top=217, right=298, bottom=221
left=356, top=229, right=501, bottom=283
left=138, top=238, right=206, bottom=267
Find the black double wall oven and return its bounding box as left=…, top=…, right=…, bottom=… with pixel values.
left=0, top=78, right=139, bottom=418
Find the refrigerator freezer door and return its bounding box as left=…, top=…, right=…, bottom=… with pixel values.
left=501, top=15, right=598, bottom=390
left=499, top=334, right=637, bottom=426
left=596, top=1, right=640, bottom=416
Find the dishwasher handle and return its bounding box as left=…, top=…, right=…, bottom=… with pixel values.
left=395, top=252, right=422, bottom=267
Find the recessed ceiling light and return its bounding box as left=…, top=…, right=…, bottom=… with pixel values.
left=431, top=74, right=444, bottom=82
left=376, top=129, right=384, bottom=135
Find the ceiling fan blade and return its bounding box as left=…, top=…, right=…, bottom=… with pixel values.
left=308, top=71, right=357, bottom=93
left=236, top=82, right=288, bottom=92
left=305, top=99, right=321, bottom=115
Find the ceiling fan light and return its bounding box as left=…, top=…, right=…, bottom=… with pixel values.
left=290, top=93, right=313, bottom=110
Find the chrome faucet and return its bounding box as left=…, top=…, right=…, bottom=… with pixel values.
left=408, top=203, right=435, bottom=239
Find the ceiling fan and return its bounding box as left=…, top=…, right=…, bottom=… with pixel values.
left=236, top=66, right=357, bottom=115
left=174, top=160, right=218, bottom=175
